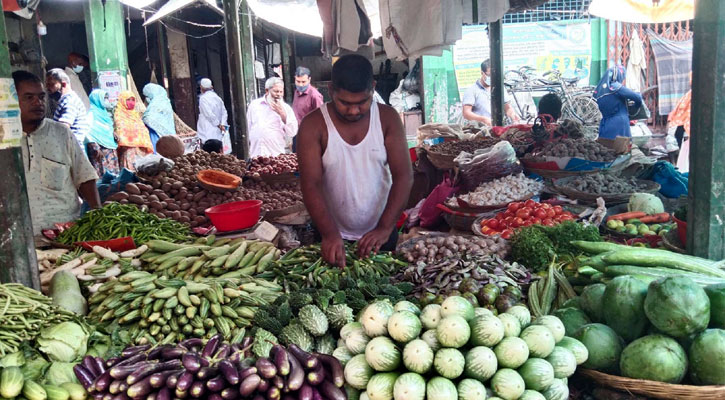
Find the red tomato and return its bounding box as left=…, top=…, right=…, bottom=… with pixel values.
left=530, top=218, right=542, bottom=225
left=553, top=205, right=564, bottom=214
left=534, top=209, right=548, bottom=219
left=540, top=203, right=552, bottom=210
left=495, top=213, right=505, bottom=220
left=546, top=209, right=556, bottom=218
left=542, top=218, right=555, bottom=227
left=487, top=219, right=500, bottom=230
left=513, top=217, right=525, bottom=227
left=524, top=199, right=537, bottom=208
left=481, top=226, right=493, bottom=235
left=508, top=202, right=522, bottom=212
left=504, top=216, right=515, bottom=225
left=515, top=209, right=531, bottom=219
left=501, top=229, right=513, bottom=240
left=560, top=214, right=574, bottom=221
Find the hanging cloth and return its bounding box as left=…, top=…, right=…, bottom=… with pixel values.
left=647, top=29, right=692, bottom=115
left=87, top=89, right=118, bottom=150
left=626, top=30, right=647, bottom=93
left=142, top=83, right=177, bottom=137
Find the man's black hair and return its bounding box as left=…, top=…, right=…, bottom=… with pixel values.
left=538, top=93, right=563, bottom=121
left=331, top=54, right=373, bottom=93
left=295, top=66, right=311, bottom=77
left=12, top=70, right=42, bottom=88
left=481, top=59, right=491, bottom=73
left=202, top=139, right=223, bottom=153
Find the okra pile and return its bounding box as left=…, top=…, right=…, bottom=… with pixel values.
left=86, top=271, right=282, bottom=345
left=74, top=335, right=346, bottom=400
left=141, top=237, right=281, bottom=280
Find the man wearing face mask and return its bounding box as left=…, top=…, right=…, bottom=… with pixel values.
left=13, top=70, right=100, bottom=236
left=46, top=69, right=91, bottom=151
left=246, top=77, right=298, bottom=157
left=297, top=54, right=413, bottom=267
left=63, top=53, right=91, bottom=110
left=291, top=67, right=323, bottom=152
left=462, top=59, right=519, bottom=126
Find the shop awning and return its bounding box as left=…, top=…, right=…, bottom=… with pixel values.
left=142, top=0, right=223, bottom=26
left=588, top=0, right=694, bottom=23
left=247, top=0, right=325, bottom=37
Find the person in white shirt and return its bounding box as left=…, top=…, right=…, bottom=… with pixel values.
left=13, top=70, right=100, bottom=235
left=196, top=78, right=229, bottom=152
left=246, top=77, right=298, bottom=157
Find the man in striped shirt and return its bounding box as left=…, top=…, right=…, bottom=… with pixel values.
left=46, top=68, right=91, bottom=149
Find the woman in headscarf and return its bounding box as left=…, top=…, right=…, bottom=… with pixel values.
left=86, top=89, right=120, bottom=176
left=594, top=65, right=643, bottom=139
left=668, top=72, right=692, bottom=172
left=114, top=91, right=153, bottom=171
left=142, top=83, right=176, bottom=151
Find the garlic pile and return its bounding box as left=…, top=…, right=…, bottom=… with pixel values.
left=448, top=173, right=543, bottom=207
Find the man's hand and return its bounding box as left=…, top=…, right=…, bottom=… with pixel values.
left=322, top=235, right=346, bottom=268
left=269, top=100, right=287, bottom=123
left=357, top=226, right=392, bottom=258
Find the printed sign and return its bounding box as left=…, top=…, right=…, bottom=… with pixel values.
left=0, top=78, right=23, bottom=149
left=98, top=71, right=124, bottom=103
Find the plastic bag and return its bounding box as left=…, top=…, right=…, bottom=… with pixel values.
left=419, top=174, right=459, bottom=228
left=454, top=141, right=522, bottom=192
left=135, top=154, right=175, bottom=176
left=222, top=131, right=233, bottom=154
left=649, top=161, right=688, bottom=198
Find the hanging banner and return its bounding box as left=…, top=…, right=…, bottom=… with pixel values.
left=453, top=20, right=593, bottom=100
left=0, top=78, right=23, bottom=149
left=98, top=71, right=124, bottom=103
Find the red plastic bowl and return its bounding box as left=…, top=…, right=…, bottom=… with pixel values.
left=673, top=215, right=687, bottom=247
left=205, top=200, right=262, bottom=232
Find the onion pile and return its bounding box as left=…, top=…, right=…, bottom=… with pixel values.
left=398, top=235, right=509, bottom=264
left=247, top=154, right=298, bottom=177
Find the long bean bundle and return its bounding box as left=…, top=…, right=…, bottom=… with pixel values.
left=57, top=203, right=190, bottom=245
left=0, top=284, right=75, bottom=355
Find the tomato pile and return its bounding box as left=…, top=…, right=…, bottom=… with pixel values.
left=479, top=199, right=576, bottom=239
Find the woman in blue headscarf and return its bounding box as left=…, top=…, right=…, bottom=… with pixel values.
left=86, top=89, right=120, bottom=176
left=142, top=83, right=176, bottom=151
left=594, top=65, right=643, bottom=139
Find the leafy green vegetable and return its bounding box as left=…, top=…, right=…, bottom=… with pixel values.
left=44, top=362, right=79, bottom=386
left=252, top=309, right=284, bottom=336
left=279, top=321, right=314, bottom=352
left=511, top=227, right=555, bottom=272
left=36, top=322, right=89, bottom=363
left=251, top=328, right=277, bottom=358
left=289, top=293, right=314, bottom=312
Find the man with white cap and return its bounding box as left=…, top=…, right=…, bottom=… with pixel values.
left=197, top=78, right=229, bottom=152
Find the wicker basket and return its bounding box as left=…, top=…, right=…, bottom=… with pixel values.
left=425, top=150, right=457, bottom=170
left=577, top=369, right=725, bottom=400
left=552, top=177, right=661, bottom=205
left=436, top=204, right=482, bottom=232
left=471, top=213, right=508, bottom=238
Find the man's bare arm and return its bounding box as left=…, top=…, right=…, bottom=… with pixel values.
left=79, top=180, right=101, bottom=209
left=462, top=104, right=492, bottom=125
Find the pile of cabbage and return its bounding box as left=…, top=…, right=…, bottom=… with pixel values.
left=338, top=296, right=588, bottom=400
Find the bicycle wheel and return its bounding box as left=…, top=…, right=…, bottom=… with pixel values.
left=562, top=94, right=601, bottom=126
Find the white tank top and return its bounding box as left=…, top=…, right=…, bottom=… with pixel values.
left=320, top=102, right=392, bottom=240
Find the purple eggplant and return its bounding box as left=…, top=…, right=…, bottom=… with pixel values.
left=176, top=371, right=195, bottom=391
left=91, top=394, right=103, bottom=400
left=208, top=395, right=224, bottom=400
left=241, top=337, right=253, bottom=358
left=270, top=345, right=290, bottom=376
left=202, top=334, right=222, bottom=358
left=282, top=396, right=297, bottom=400
left=252, top=395, right=265, bottom=400
left=311, top=387, right=323, bottom=400
left=288, top=344, right=318, bottom=370
left=182, top=353, right=202, bottom=372
left=127, top=359, right=182, bottom=385
left=109, top=363, right=141, bottom=380
left=214, top=343, right=231, bottom=359
left=94, top=370, right=114, bottom=392
left=102, top=394, right=112, bottom=400
left=157, top=387, right=172, bottom=400
left=267, top=386, right=281, bottom=400
left=118, top=381, right=128, bottom=393
left=108, top=379, right=122, bottom=394
left=121, top=345, right=151, bottom=358
left=83, top=355, right=101, bottom=377
left=239, top=374, right=261, bottom=397
left=146, top=345, right=166, bottom=360
left=286, top=353, right=304, bottom=391
left=272, top=375, right=284, bottom=389
left=180, top=338, right=204, bottom=349
left=94, top=357, right=107, bottom=374
left=255, top=358, right=277, bottom=379
left=147, top=392, right=158, bottom=400
left=258, top=379, right=270, bottom=393
left=115, top=353, right=146, bottom=367
left=196, top=366, right=218, bottom=380
left=126, top=375, right=154, bottom=398
left=160, top=346, right=186, bottom=361
left=73, top=364, right=95, bottom=390
left=298, top=384, right=314, bottom=400
left=221, top=387, right=240, bottom=400
left=166, top=371, right=181, bottom=389
left=319, top=380, right=346, bottom=400
left=190, top=381, right=206, bottom=398
left=150, top=369, right=183, bottom=388
left=175, top=388, right=189, bottom=398
left=206, top=375, right=226, bottom=392
left=110, top=394, right=130, bottom=400
left=306, top=364, right=325, bottom=386
left=105, top=357, right=120, bottom=367
left=317, top=354, right=344, bottom=388
left=239, top=366, right=258, bottom=380
left=218, top=360, right=239, bottom=385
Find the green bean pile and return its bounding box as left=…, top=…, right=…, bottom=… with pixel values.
left=0, top=284, right=76, bottom=355
left=57, top=203, right=191, bottom=245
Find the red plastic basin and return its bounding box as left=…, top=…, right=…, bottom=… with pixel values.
left=205, top=200, right=262, bottom=232
left=673, top=215, right=687, bottom=247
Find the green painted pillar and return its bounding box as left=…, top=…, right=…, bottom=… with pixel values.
left=489, top=19, right=504, bottom=126
left=590, top=18, right=608, bottom=86
left=84, top=0, right=129, bottom=87
left=688, top=0, right=725, bottom=259
left=0, top=3, right=40, bottom=288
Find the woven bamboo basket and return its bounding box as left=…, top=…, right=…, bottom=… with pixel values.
left=577, top=369, right=725, bottom=400
left=552, top=177, right=661, bottom=205
left=425, top=150, right=458, bottom=170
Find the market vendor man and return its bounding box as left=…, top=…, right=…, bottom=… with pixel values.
left=297, top=54, right=413, bottom=267
left=13, top=71, right=101, bottom=235
left=462, top=59, right=520, bottom=126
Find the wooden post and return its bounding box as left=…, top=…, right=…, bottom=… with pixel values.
left=488, top=19, right=504, bottom=126
left=221, top=0, right=253, bottom=159
left=156, top=24, right=170, bottom=90
left=0, top=2, right=39, bottom=288
left=281, top=30, right=293, bottom=103
left=688, top=0, right=725, bottom=259
left=166, top=29, right=197, bottom=127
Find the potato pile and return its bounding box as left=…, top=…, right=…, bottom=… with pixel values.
left=240, top=180, right=304, bottom=212
left=563, top=173, right=641, bottom=194
left=538, top=138, right=617, bottom=162
left=246, top=153, right=298, bottom=177
left=173, top=151, right=246, bottom=177
left=398, top=234, right=509, bottom=264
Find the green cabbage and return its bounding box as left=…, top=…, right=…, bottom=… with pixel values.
left=37, top=322, right=88, bottom=362
left=628, top=193, right=664, bottom=215
left=0, top=351, right=25, bottom=368
left=44, top=362, right=79, bottom=386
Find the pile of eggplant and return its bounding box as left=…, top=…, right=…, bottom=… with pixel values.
left=73, top=334, right=347, bottom=400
